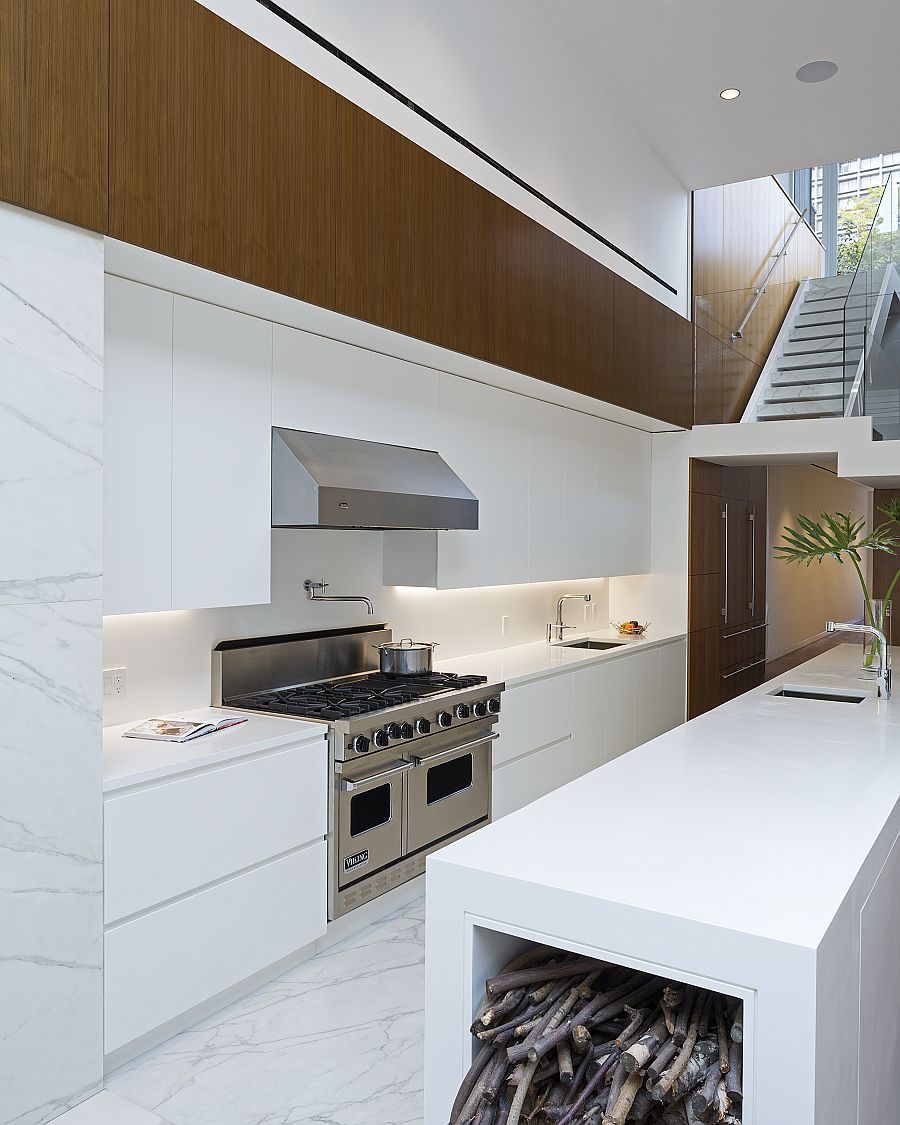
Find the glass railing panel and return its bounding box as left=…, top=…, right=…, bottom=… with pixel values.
left=843, top=171, right=898, bottom=414
left=693, top=281, right=800, bottom=372
left=861, top=328, right=900, bottom=438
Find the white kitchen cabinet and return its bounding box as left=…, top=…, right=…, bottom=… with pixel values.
left=104, top=283, right=274, bottom=613
left=495, top=641, right=686, bottom=820
left=104, top=842, right=326, bottom=1055
left=104, top=739, right=327, bottom=924
left=171, top=297, right=272, bottom=609
left=526, top=398, right=567, bottom=582
left=598, top=424, right=651, bottom=576
left=272, top=323, right=441, bottom=443
left=103, top=277, right=174, bottom=614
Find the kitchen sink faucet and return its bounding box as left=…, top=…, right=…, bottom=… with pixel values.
left=548, top=594, right=592, bottom=643
left=304, top=578, right=374, bottom=615
left=826, top=620, right=892, bottom=698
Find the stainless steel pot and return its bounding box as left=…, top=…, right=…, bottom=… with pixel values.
left=374, top=638, right=439, bottom=675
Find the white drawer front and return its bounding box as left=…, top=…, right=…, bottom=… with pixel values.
left=492, top=737, right=579, bottom=819
left=105, top=740, right=326, bottom=923
left=104, top=842, right=326, bottom=1054
left=494, top=675, right=573, bottom=767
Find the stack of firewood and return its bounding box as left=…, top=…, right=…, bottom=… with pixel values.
left=448, top=946, right=743, bottom=1125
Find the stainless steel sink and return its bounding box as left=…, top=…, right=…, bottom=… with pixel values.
left=559, top=639, right=626, bottom=651
left=770, top=686, right=867, bottom=704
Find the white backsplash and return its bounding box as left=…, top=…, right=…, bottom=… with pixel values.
left=102, top=529, right=610, bottom=725
left=0, top=202, right=103, bottom=1123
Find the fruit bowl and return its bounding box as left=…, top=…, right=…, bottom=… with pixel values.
left=612, top=619, right=650, bottom=637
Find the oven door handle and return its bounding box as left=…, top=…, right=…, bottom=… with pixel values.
left=409, top=731, right=499, bottom=768
left=339, top=759, right=416, bottom=792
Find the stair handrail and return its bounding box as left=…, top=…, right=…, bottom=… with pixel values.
left=739, top=277, right=812, bottom=422
left=731, top=209, right=808, bottom=341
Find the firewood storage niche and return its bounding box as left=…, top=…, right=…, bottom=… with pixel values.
left=452, top=935, right=745, bottom=1125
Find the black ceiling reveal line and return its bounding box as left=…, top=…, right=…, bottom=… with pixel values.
left=255, top=0, right=678, bottom=296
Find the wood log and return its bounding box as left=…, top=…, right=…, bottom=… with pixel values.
left=725, top=1041, right=742, bottom=1102
left=651, top=990, right=706, bottom=1100
left=486, top=957, right=605, bottom=997
left=715, top=1079, right=732, bottom=1123
left=571, top=1024, right=593, bottom=1054
left=449, top=1041, right=494, bottom=1125
left=626, top=1087, right=655, bottom=1121
left=616, top=1006, right=651, bottom=1048
left=504, top=1056, right=539, bottom=1125
left=698, top=992, right=714, bottom=1041
left=602, top=1070, right=644, bottom=1125
left=691, top=1064, right=721, bottom=1119
left=714, top=997, right=730, bottom=1075
left=673, top=986, right=699, bottom=1047
left=480, top=1049, right=509, bottom=1104
left=729, top=1002, right=743, bottom=1045
left=621, top=1014, right=669, bottom=1073
left=507, top=973, right=602, bottom=1064
left=557, top=1039, right=574, bottom=1085
left=646, top=1036, right=678, bottom=1083
left=556, top=1050, right=620, bottom=1125
left=479, top=987, right=527, bottom=1029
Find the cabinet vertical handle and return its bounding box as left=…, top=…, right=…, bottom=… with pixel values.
left=749, top=505, right=756, bottom=616
left=721, top=503, right=728, bottom=623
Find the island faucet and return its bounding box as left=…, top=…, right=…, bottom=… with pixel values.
left=304, top=578, right=374, bottom=615
left=825, top=620, right=891, bottom=698
left=548, top=594, right=592, bottom=643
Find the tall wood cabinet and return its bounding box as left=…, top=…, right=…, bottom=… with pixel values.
left=688, top=460, right=768, bottom=719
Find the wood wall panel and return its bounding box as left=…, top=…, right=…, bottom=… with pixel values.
left=0, top=0, right=108, bottom=231
left=337, top=98, right=693, bottom=427
left=2, top=0, right=692, bottom=428
left=109, top=0, right=337, bottom=311
left=692, top=176, right=824, bottom=424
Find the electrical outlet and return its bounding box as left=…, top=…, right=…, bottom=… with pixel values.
left=584, top=603, right=591, bottom=621
left=500, top=614, right=510, bottom=636
left=103, top=667, right=127, bottom=697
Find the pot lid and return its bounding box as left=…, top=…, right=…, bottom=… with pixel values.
left=376, top=637, right=439, bottom=650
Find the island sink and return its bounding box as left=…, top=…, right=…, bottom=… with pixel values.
left=558, top=639, right=625, bottom=651
left=770, top=685, right=868, bottom=704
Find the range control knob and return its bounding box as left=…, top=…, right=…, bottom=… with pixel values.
left=372, top=729, right=390, bottom=749
left=351, top=734, right=371, bottom=754
left=472, top=700, right=488, bottom=718
left=400, top=722, right=415, bottom=739
left=488, top=696, right=502, bottom=714
left=455, top=703, right=471, bottom=720
left=415, top=717, right=431, bottom=735
left=437, top=711, right=453, bottom=728
left=386, top=722, right=403, bottom=740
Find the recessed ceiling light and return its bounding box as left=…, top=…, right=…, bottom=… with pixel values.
left=720, top=88, right=741, bottom=101
left=795, top=60, right=838, bottom=83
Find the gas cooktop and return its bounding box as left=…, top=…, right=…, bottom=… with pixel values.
left=230, top=671, right=489, bottom=722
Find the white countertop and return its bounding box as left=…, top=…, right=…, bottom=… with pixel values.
left=435, top=627, right=685, bottom=688
left=432, top=643, right=900, bottom=949
left=103, top=708, right=327, bottom=793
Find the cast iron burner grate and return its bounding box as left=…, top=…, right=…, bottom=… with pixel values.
left=232, top=671, right=488, bottom=721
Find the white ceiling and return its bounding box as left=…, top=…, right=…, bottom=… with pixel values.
left=553, top=0, right=900, bottom=188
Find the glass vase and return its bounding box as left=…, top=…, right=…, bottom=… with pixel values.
left=860, top=599, right=891, bottom=676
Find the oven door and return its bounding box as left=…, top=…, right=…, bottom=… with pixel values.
left=405, top=727, right=495, bottom=855
left=336, top=756, right=413, bottom=888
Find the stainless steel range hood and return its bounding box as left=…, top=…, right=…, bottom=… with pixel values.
left=271, top=428, right=479, bottom=530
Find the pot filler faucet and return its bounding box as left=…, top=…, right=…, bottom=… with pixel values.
left=548, top=594, right=592, bottom=643
left=304, top=578, right=374, bottom=615
left=826, top=620, right=892, bottom=698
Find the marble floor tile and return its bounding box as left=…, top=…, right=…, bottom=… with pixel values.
left=107, top=900, right=426, bottom=1125
left=55, top=1091, right=171, bottom=1125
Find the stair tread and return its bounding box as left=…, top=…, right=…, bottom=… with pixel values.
left=765, top=383, right=844, bottom=403
left=757, top=401, right=843, bottom=420
left=771, top=367, right=845, bottom=385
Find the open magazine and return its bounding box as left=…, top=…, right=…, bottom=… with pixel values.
left=123, top=713, right=248, bottom=743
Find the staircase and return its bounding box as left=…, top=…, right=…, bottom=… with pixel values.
left=754, top=274, right=865, bottom=421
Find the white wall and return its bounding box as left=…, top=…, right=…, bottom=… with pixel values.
left=0, top=203, right=103, bottom=1123
left=766, top=465, right=873, bottom=660
left=102, top=533, right=609, bottom=725
left=197, top=0, right=690, bottom=314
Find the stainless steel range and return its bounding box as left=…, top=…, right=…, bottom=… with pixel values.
left=212, top=625, right=504, bottom=919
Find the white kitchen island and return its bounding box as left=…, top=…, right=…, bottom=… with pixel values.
left=424, top=644, right=900, bottom=1125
